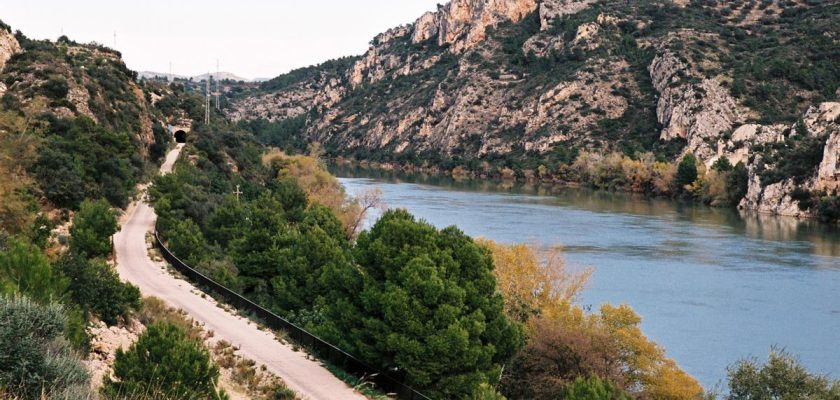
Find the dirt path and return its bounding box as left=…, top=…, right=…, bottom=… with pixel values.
left=114, top=144, right=365, bottom=400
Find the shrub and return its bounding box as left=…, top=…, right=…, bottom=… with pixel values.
left=563, top=376, right=633, bottom=400
left=41, top=77, right=69, bottom=100
left=58, top=253, right=140, bottom=325
left=0, top=296, right=90, bottom=399
left=0, top=238, right=68, bottom=304
left=726, top=348, right=840, bottom=399
left=69, top=198, right=119, bottom=258
left=102, top=321, right=224, bottom=400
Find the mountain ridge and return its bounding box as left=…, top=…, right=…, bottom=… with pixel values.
left=229, top=0, right=840, bottom=220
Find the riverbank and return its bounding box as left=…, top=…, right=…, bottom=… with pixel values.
left=337, top=171, right=840, bottom=388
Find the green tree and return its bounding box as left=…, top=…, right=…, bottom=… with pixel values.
left=562, top=376, right=632, bottom=400
left=0, top=238, right=68, bottom=304
left=165, top=218, right=208, bottom=267
left=70, top=199, right=119, bottom=258
left=712, top=157, right=733, bottom=172
left=320, top=209, right=523, bottom=398
left=727, top=348, right=840, bottom=400
left=0, top=296, right=90, bottom=400
left=103, top=321, right=224, bottom=400
left=726, top=162, right=749, bottom=204
left=58, top=253, right=140, bottom=325
left=675, top=154, right=699, bottom=189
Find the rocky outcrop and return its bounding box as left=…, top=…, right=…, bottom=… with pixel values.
left=816, top=103, right=840, bottom=192
left=539, top=0, right=598, bottom=30
left=0, top=29, right=21, bottom=72
left=411, top=0, right=538, bottom=52
left=739, top=103, right=840, bottom=217
left=649, top=31, right=742, bottom=163
left=229, top=74, right=346, bottom=122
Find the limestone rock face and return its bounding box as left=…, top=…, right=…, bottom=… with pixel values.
left=411, top=0, right=538, bottom=52
left=816, top=103, right=840, bottom=192
left=229, top=74, right=346, bottom=122
left=0, top=29, right=21, bottom=72
left=739, top=103, right=840, bottom=217
left=649, top=32, right=741, bottom=163
left=539, top=0, right=598, bottom=30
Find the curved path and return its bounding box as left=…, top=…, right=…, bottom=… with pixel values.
left=114, top=144, right=365, bottom=400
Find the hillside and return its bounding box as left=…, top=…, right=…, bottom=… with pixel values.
left=229, top=0, right=840, bottom=220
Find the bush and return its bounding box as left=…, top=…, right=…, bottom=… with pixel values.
left=58, top=253, right=140, bottom=325
left=69, top=198, right=119, bottom=258
left=0, top=296, right=90, bottom=400
left=102, top=321, right=224, bottom=400
left=726, top=348, right=840, bottom=399
left=41, top=77, right=69, bottom=100
left=562, top=376, right=632, bottom=400
left=0, top=238, right=68, bottom=304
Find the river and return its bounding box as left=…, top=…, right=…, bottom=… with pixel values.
left=335, top=167, right=840, bottom=389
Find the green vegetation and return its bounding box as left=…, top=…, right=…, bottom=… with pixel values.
left=58, top=253, right=140, bottom=326
left=726, top=348, right=840, bottom=399
left=69, top=198, right=119, bottom=258
left=317, top=210, right=523, bottom=398
left=758, top=133, right=828, bottom=186
left=151, top=120, right=522, bottom=396
left=562, top=376, right=632, bottom=400
left=239, top=114, right=307, bottom=153
left=259, top=57, right=358, bottom=93
left=676, top=154, right=700, bottom=190
left=0, top=296, right=89, bottom=400
left=103, top=321, right=226, bottom=400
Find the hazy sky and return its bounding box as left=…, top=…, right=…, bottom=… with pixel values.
left=2, top=1, right=440, bottom=79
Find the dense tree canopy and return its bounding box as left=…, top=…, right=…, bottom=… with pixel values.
left=317, top=210, right=524, bottom=398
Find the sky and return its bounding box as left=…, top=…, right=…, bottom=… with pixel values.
left=2, top=0, right=441, bottom=80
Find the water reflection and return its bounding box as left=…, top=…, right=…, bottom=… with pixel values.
left=332, top=165, right=840, bottom=259
left=334, top=165, right=840, bottom=388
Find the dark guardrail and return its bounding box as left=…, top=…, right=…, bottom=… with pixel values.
left=154, top=231, right=432, bottom=400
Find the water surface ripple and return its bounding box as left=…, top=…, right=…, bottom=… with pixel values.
left=337, top=171, right=840, bottom=389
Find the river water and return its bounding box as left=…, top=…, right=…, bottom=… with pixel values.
left=335, top=168, right=840, bottom=389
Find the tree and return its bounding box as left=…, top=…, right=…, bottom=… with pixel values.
left=562, top=376, right=632, bottom=400
left=0, top=296, right=90, bottom=399
left=726, top=162, right=749, bottom=204
left=165, top=218, right=208, bottom=267
left=103, top=321, right=224, bottom=400
left=727, top=348, right=840, bottom=399
left=58, top=253, right=140, bottom=326
left=0, top=238, right=68, bottom=304
left=320, top=209, right=524, bottom=398
left=675, top=154, right=699, bottom=189
left=476, top=239, right=590, bottom=324
left=70, top=199, right=119, bottom=258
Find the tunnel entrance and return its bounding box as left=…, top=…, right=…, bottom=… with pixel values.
left=174, top=130, right=187, bottom=143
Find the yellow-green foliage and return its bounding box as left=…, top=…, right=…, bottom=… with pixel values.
left=483, top=240, right=704, bottom=399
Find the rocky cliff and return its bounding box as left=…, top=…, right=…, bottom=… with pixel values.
left=230, top=0, right=840, bottom=219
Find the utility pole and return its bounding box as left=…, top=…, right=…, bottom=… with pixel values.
left=169, top=61, right=173, bottom=82
left=113, top=31, right=117, bottom=48
left=204, top=74, right=211, bottom=124
left=215, top=60, right=221, bottom=110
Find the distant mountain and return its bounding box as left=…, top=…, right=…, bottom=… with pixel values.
left=139, top=71, right=252, bottom=82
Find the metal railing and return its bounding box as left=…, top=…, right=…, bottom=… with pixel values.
left=154, top=231, right=432, bottom=400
